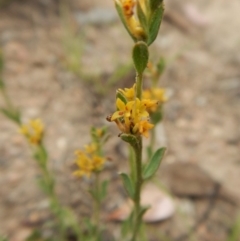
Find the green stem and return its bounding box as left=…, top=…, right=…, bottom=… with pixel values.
left=94, top=173, right=101, bottom=239
left=148, top=126, right=156, bottom=158
left=130, top=70, right=144, bottom=241
left=136, top=72, right=143, bottom=99
left=129, top=146, right=136, bottom=183
left=36, top=144, right=82, bottom=240
left=131, top=137, right=143, bottom=241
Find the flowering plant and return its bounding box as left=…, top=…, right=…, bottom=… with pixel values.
left=0, top=0, right=166, bottom=240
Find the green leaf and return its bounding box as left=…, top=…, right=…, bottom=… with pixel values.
left=138, top=206, right=149, bottom=220
left=115, top=2, right=137, bottom=42
left=0, top=107, right=21, bottom=124
left=120, top=173, right=134, bottom=199
left=0, top=235, right=8, bottom=241
left=120, top=133, right=139, bottom=148
left=121, top=210, right=134, bottom=238
left=227, top=215, right=240, bottom=241
left=0, top=108, right=13, bottom=119
left=149, top=0, right=163, bottom=12
left=156, top=57, right=165, bottom=75
left=143, top=147, right=166, bottom=179
left=148, top=4, right=164, bottom=46
left=26, top=229, right=42, bottom=241
left=150, top=109, right=163, bottom=124
left=38, top=177, right=54, bottom=195
left=146, top=146, right=152, bottom=160
left=100, top=180, right=109, bottom=201
left=116, top=89, right=128, bottom=105
left=132, top=41, right=149, bottom=74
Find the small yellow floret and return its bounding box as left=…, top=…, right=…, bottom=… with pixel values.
left=19, top=119, right=44, bottom=145
left=73, top=148, right=105, bottom=179
left=121, top=0, right=136, bottom=17
left=133, top=120, right=154, bottom=138
left=119, top=84, right=136, bottom=101
left=143, top=88, right=166, bottom=112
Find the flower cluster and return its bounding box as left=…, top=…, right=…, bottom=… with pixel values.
left=73, top=143, right=105, bottom=178
left=73, top=127, right=108, bottom=178
left=19, top=119, right=44, bottom=145
left=107, top=84, right=158, bottom=138
left=143, top=87, right=166, bottom=112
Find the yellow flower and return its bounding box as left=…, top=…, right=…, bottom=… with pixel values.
left=133, top=120, right=154, bottom=138
left=19, top=119, right=44, bottom=145
left=96, top=128, right=104, bottom=138
left=84, top=143, right=97, bottom=154
left=121, top=0, right=136, bottom=17
left=108, top=84, right=160, bottom=138
left=118, top=84, right=136, bottom=101
left=116, top=0, right=145, bottom=40
left=143, top=88, right=166, bottom=112
left=73, top=151, right=93, bottom=178
left=92, top=155, right=105, bottom=171
left=73, top=148, right=105, bottom=179
left=111, top=98, right=133, bottom=121
left=131, top=98, right=149, bottom=123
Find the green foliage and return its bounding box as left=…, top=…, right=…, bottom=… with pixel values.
left=148, top=4, right=164, bottom=46
left=132, top=41, right=149, bottom=74
left=89, top=180, right=109, bottom=203
left=143, top=147, right=166, bottom=180
left=138, top=206, right=149, bottom=221
left=227, top=215, right=240, bottom=241
left=34, top=145, right=48, bottom=168
left=121, top=211, right=134, bottom=239
left=156, top=57, right=165, bottom=75
left=100, top=180, right=108, bottom=201
left=136, top=2, right=148, bottom=33
left=149, top=0, right=164, bottom=12
left=0, top=78, right=5, bottom=89
left=0, top=235, right=8, bottom=241
left=151, top=109, right=163, bottom=124
left=120, top=173, right=135, bottom=199
left=116, top=89, right=128, bottom=105
left=26, top=230, right=53, bottom=241
left=120, top=133, right=140, bottom=149
left=0, top=107, right=21, bottom=124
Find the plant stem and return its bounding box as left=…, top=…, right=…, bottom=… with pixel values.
left=131, top=69, right=144, bottom=241
left=136, top=72, right=143, bottom=99
left=129, top=146, right=136, bottom=183
left=131, top=137, right=143, bottom=241
left=94, top=173, right=101, bottom=239
left=149, top=126, right=156, bottom=158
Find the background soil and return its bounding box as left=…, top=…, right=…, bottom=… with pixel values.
left=0, top=0, right=240, bottom=241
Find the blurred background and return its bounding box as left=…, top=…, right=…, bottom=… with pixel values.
left=0, top=0, right=240, bottom=240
